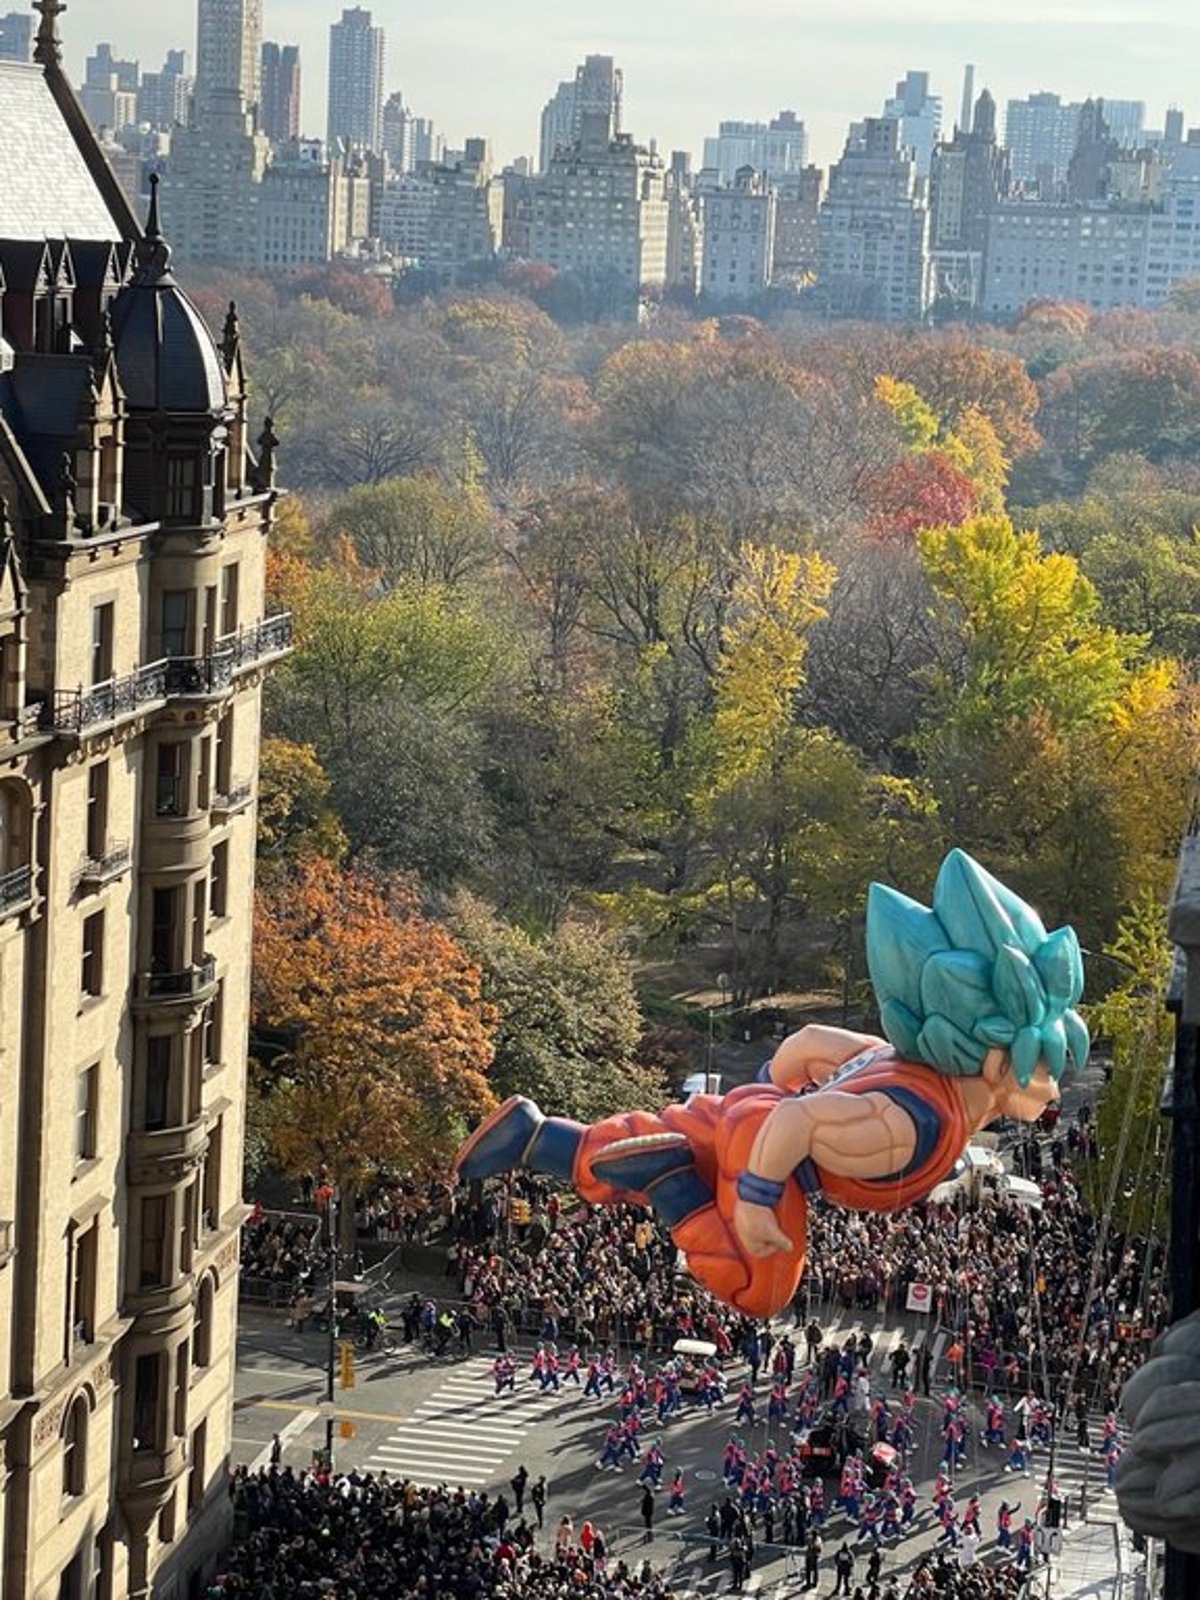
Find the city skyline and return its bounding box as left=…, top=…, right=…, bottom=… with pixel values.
left=65, top=0, right=1200, bottom=169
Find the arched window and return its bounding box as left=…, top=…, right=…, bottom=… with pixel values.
left=62, top=1394, right=88, bottom=1497
left=0, top=778, right=33, bottom=919
left=193, top=1275, right=214, bottom=1368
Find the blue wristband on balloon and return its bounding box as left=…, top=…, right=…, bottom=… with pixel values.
left=736, top=1171, right=786, bottom=1207
left=755, top=1060, right=775, bottom=1084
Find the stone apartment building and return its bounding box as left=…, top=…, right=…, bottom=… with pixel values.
left=0, top=9, right=286, bottom=1597
left=528, top=109, right=669, bottom=318
left=817, top=116, right=931, bottom=322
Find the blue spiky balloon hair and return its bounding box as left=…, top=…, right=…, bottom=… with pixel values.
left=866, top=849, right=1089, bottom=1086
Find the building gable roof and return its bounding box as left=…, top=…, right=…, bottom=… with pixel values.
left=0, top=61, right=123, bottom=243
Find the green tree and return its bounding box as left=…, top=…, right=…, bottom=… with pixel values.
left=325, top=474, right=497, bottom=589
left=448, top=893, right=668, bottom=1120
left=1084, top=900, right=1175, bottom=1239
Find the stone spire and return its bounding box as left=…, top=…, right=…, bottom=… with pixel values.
left=32, top=0, right=66, bottom=68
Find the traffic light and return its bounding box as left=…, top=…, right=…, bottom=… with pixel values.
left=339, top=1420, right=357, bottom=1440
left=339, top=1340, right=355, bottom=1389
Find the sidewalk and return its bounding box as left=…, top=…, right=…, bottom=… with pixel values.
left=1050, top=1516, right=1143, bottom=1599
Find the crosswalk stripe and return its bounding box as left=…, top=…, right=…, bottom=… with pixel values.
left=411, top=1405, right=537, bottom=1427
left=376, top=1431, right=512, bottom=1452
left=404, top=1427, right=524, bottom=1440
left=373, top=1441, right=510, bottom=1462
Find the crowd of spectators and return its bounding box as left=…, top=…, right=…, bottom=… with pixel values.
left=796, top=1121, right=1166, bottom=1411
left=901, top=1552, right=1030, bottom=1598
left=239, top=1207, right=321, bottom=1301
left=208, top=1467, right=678, bottom=1600
left=452, top=1184, right=740, bottom=1355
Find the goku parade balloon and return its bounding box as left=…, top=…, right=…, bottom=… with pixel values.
left=453, top=849, right=1089, bottom=1319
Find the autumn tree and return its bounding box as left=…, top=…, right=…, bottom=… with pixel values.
left=915, top=513, right=1200, bottom=936
left=253, top=858, right=496, bottom=1239
left=1037, top=346, right=1200, bottom=491
left=256, top=737, right=347, bottom=873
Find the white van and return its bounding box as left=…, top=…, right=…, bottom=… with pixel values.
left=680, top=1072, right=722, bottom=1099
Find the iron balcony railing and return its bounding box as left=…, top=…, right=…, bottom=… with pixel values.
left=138, top=953, right=217, bottom=1002
left=47, top=612, right=293, bottom=736
left=0, top=864, right=33, bottom=920
left=78, top=841, right=132, bottom=889
left=212, top=777, right=253, bottom=818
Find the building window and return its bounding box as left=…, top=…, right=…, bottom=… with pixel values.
left=150, top=885, right=179, bottom=974
left=197, top=733, right=212, bottom=812
left=174, top=1339, right=190, bottom=1436
left=160, top=589, right=191, bottom=658
left=180, top=1180, right=197, bottom=1274
left=194, top=1275, right=214, bottom=1368
left=85, top=761, right=109, bottom=863
left=144, top=1036, right=173, bottom=1132
left=220, top=563, right=240, bottom=637
left=204, top=981, right=224, bottom=1068
left=210, top=841, right=229, bottom=920
left=75, top=1064, right=98, bottom=1162
left=188, top=1417, right=208, bottom=1511
left=215, top=713, right=233, bottom=796
left=155, top=741, right=187, bottom=818
left=80, top=912, right=104, bottom=999
left=139, top=1194, right=169, bottom=1288
left=165, top=455, right=199, bottom=520
left=132, top=1352, right=161, bottom=1451
left=62, top=1394, right=89, bottom=1497
left=90, top=602, right=114, bottom=687
left=71, top=1221, right=98, bottom=1348
left=203, top=1117, right=223, bottom=1231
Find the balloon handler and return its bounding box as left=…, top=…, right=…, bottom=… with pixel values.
left=454, top=850, right=1088, bottom=1319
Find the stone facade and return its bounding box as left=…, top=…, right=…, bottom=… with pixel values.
left=0, top=15, right=283, bottom=1598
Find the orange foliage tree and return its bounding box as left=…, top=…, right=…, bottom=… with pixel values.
left=253, top=857, right=496, bottom=1228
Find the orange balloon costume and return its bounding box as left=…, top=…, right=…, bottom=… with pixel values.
left=455, top=851, right=1087, bottom=1321
left=571, top=1055, right=968, bottom=1319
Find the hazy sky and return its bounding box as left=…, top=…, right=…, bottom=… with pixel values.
left=64, top=0, right=1200, bottom=168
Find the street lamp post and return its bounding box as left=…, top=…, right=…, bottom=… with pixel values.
left=325, top=1188, right=338, bottom=1470
left=710, top=972, right=731, bottom=1093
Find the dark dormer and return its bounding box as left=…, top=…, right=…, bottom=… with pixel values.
left=0, top=242, right=54, bottom=353
left=108, top=177, right=229, bottom=527
left=70, top=240, right=129, bottom=349
left=109, top=178, right=227, bottom=416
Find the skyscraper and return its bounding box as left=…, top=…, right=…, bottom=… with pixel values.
left=0, top=9, right=32, bottom=60
left=138, top=49, right=192, bottom=131
left=1004, top=92, right=1082, bottom=189
left=701, top=113, right=808, bottom=184
left=196, top=0, right=262, bottom=120
left=327, top=6, right=385, bottom=153
left=818, top=117, right=931, bottom=321
left=261, top=41, right=301, bottom=144
left=883, top=69, right=942, bottom=179
left=537, top=54, right=621, bottom=170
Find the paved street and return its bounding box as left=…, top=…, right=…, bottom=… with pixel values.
left=233, top=1300, right=1143, bottom=1597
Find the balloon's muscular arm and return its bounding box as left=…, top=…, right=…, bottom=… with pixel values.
left=762, top=1024, right=888, bottom=1090
left=733, top=1084, right=918, bottom=1260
